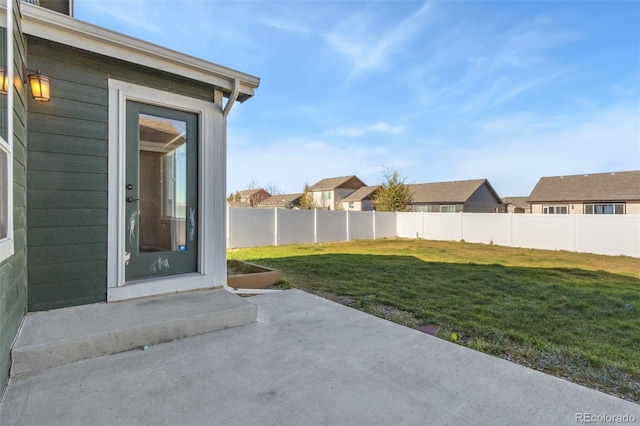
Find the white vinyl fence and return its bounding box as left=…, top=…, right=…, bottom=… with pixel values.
left=227, top=207, right=640, bottom=258
left=227, top=207, right=396, bottom=248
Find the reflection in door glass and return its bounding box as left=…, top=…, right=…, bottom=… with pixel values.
left=138, top=114, right=187, bottom=253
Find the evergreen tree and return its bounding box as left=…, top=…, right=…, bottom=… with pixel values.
left=373, top=168, right=413, bottom=212
left=299, top=182, right=316, bottom=209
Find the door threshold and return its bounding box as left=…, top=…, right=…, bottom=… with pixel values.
left=108, top=274, right=216, bottom=302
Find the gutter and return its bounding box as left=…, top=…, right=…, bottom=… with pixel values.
left=218, top=79, right=277, bottom=295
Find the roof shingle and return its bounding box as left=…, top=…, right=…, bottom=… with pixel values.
left=409, top=179, right=493, bottom=204
left=342, top=186, right=379, bottom=202
left=528, top=171, right=640, bottom=202
left=309, top=175, right=366, bottom=191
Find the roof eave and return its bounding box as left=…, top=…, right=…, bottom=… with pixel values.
left=21, top=3, right=260, bottom=101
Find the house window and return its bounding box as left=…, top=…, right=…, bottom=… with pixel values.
left=0, top=4, right=13, bottom=263
left=584, top=203, right=625, bottom=215
left=542, top=205, right=568, bottom=214
left=439, top=205, right=455, bottom=213
left=321, top=190, right=331, bottom=200
left=348, top=202, right=354, bottom=209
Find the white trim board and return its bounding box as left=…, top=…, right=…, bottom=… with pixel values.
left=20, top=2, right=259, bottom=101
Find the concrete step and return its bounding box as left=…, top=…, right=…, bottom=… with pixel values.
left=10, top=288, right=257, bottom=377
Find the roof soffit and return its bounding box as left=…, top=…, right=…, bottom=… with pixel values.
left=20, top=3, right=260, bottom=101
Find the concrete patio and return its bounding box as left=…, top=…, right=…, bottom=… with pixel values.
left=1, top=289, right=638, bottom=425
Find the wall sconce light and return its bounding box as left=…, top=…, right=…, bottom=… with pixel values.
left=22, top=64, right=51, bottom=102
left=27, top=70, right=50, bottom=102
left=0, top=67, right=9, bottom=94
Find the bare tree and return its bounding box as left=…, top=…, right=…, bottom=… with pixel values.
left=264, top=182, right=282, bottom=197
left=245, top=179, right=259, bottom=190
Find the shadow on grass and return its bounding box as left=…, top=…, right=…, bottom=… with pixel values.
left=243, top=253, right=640, bottom=402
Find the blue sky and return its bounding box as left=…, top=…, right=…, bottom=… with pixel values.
left=75, top=1, right=640, bottom=197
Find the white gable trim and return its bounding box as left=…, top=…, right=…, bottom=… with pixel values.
left=20, top=2, right=259, bottom=101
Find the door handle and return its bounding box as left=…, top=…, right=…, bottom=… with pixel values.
left=126, top=197, right=140, bottom=203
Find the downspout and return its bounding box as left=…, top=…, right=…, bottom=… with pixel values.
left=221, top=79, right=280, bottom=295
left=222, top=78, right=239, bottom=121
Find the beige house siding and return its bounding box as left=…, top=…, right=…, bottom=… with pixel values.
left=342, top=200, right=361, bottom=211
left=627, top=202, right=640, bottom=214
left=312, top=191, right=331, bottom=209
left=333, top=188, right=356, bottom=210
left=531, top=201, right=640, bottom=214
left=507, top=205, right=530, bottom=214
left=342, top=199, right=375, bottom=211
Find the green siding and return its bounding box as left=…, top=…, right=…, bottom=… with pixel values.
left=26, top=37, right=214, bottom=311
left=1, top=0, right=28, bottom=397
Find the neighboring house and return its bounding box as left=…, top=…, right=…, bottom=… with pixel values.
left=408, top=179, right=504, bottom=213
left=238, top=188, right=270, bottom=207
left=503, top=197, right=531, bottom=214
left=257, top=193, right=303, bottom=209
left=341, top=186, right=379, bottom=211
left=0, top=0, right=259, bottom=392
left=227, top=201, right=251, bottom=208
left=309, top=175, right=366, bottom=210
left=528, top=171, right=640, bottom=214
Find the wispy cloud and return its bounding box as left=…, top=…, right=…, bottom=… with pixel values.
left=76, top=0, right=163, bottom=34
left=259, top=2, right=432, bottom=78
left=328, top=122, right=403, bottom=138
left=257, top=16, right=313, bottom=35
left=402, top=11, right=580, bottom=121
left=322, top=2, right=431, bottom=78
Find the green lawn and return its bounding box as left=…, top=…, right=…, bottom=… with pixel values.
left=228, top=239, right=640, bottom=403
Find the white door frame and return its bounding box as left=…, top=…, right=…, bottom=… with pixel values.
left=107, top=79, right=226, bottom=301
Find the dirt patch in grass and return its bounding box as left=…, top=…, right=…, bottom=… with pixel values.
left=300, top=288, right=422, bottom=328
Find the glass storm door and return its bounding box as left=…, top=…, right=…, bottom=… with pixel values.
left=125, top=101, right=198, bottom=281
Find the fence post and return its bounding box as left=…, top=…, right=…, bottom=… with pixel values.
left=274, top=207, right=278, bottom=246
left=509, top=212, right=514, bottom=248
left=460, top=211, right=464, bottom=241
left=372, top=210, right=376, bottom=240
left=346, top=210, right=350, bottom=242
left=572, top=213, right=577, bottom=253
left=314, top=209, right=318, bottom=244
left=227, top=205, right=231, bottom=249
left=395, top=211, right=399, bottom=238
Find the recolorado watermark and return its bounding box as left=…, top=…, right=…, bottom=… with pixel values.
left=576, top=413, right=637, bottom=423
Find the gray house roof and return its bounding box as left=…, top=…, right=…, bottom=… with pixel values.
left=409, top=179, right=501, bottom=204
left=238, top=189, right=265, bottom=198
left=257, top=193, right=303, bottom=208
left=529, top=171, right=640, bottom=202
left=342, top=186, right=379, bottom=202
left=502, top=197, right=530, bottom=209
left=309, top=175, right=366, bottom=191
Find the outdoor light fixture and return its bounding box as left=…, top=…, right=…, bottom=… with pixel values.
left=27, top=69, right=50, bottom=101
left=22, top=64, right=51, bottom=102
left=0, top=67, right=8, bottom=94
